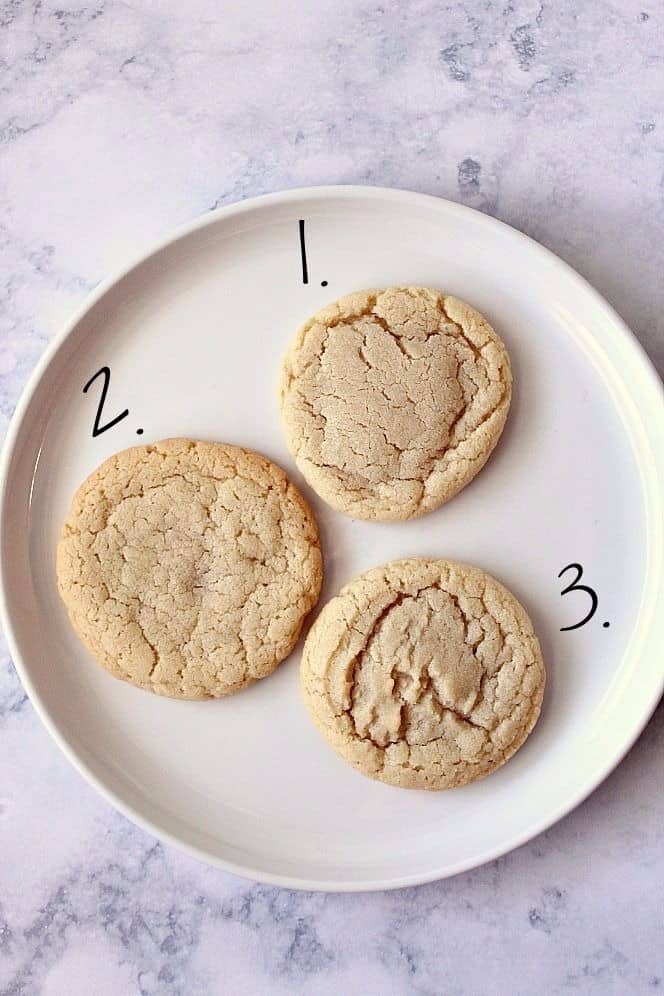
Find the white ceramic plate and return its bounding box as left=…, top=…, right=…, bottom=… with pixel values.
left=1, top=187, right=663, bottom=891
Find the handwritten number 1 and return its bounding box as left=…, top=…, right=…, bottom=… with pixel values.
left=558, top=563, right=599, bottom=631
left=298, top=219, right=309, bottom=284
left=83, top=366, right=129, bottom=438
left=298, top=220, right=327, bottom=287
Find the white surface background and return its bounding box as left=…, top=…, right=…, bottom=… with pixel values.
left=1, top=1, right=663, bottom=993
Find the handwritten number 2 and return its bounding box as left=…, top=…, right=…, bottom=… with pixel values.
left=83, top=366, right=129, bottom=438
left=558, top=563, right=598, bottom=631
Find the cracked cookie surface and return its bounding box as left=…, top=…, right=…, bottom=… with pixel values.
left=57, top=438, right=323, bottom=699
left=279, top=287, right=512, bottom=520
left=301, top=558, right=544, bottom=789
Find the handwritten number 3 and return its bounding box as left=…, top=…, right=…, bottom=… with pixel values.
left=558, top=563, right=598, bottom=631
left=83, top=366, right=129, bottom=437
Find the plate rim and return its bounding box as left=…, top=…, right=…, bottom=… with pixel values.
left=1, top=184, right=663, bottom=892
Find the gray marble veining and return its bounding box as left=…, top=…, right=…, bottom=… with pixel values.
left=1, top=1, right=663, bottom=993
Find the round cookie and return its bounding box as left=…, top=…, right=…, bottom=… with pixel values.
left=57, top=438, right=323, bottom=699
left=279, top=286, right=512, bottom=520
left=301, top=558, right=544, bottom=790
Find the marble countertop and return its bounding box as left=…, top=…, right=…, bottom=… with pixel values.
left=2, top=1, right=663, bottom=993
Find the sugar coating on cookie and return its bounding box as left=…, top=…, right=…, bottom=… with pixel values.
left=57, top=439, right=323, bottom=699
left=279, top=287, right=512, bottom=520
left=301, top=558, right=544, bottom=790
